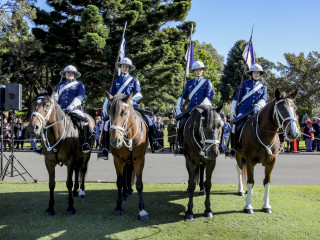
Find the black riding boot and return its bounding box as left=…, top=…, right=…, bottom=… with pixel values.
left=98, top=130, right=109, bottom=160
left=226, top=132, right=236, bottom=158
left=82, top=124, right=91, bottom=153
left=34, top=146, right=43, bottom=155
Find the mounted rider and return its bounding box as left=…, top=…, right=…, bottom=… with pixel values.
left=34, top=65, right=91, bottom=154
left=98, top=57, right=160, bottom=160
left=226, top=63, right=267, bottom=157
left=175, top=60, right=214, bottom=153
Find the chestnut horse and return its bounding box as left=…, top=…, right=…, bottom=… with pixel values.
left=235, top=88, right=299, bottom=214
left=28, top=86, right=95, bottom=216
left=106, top=92, right=149, bottom=221
left=182, top=105, right=224, bottom=220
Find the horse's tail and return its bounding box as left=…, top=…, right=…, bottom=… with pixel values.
left=241, top=157, right=247, bottom=186
left=194, top=165, right=201, bottom=185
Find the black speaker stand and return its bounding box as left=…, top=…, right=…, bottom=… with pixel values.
left=0, top=110, right=37, bottom=182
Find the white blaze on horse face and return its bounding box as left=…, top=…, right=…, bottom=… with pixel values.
left=285, top=99, right=300, bottom=138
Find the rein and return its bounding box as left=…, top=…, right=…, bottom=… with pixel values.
left=110, top=103, right=143, bottom=151
left=191, top=115, right=221, bottom=159
left=255, top=98, right=297, bottom=156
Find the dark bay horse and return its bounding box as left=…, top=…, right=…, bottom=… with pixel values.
left=182, top=105, right=224, bottom=220
left=235, top=88, right=299, bottom=214
left=28, top=86, right=95, bottom=216
left=106, top=92, right=149, bottom=221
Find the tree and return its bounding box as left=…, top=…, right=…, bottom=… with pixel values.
left=32, top=0, right=193, bottom=114
left=276, top=51, right=320, bottom=111
left=0, top=0, right=41, bottom=113
left=218, top=40, right=249, bottom=103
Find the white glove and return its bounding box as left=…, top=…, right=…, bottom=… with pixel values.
left=176, top=108, right=182, bottom=115
left=230, top=100, right=237, bottom=119
left=254, top=104, right=261, bottom=113
left=66, top=105, right=73, bottom=111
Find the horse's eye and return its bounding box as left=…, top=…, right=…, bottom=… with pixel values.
left=46, top=104, right=50, bottom=109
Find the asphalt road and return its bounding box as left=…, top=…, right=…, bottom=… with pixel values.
left=1, top=150, right=319, bottom=186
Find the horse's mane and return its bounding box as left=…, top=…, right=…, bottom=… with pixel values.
left=109, top=93, right=128, bottom=116
left=192, top=105, right=216, bottom=128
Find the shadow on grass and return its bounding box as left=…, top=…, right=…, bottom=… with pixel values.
left=0, top=187, right=195, bottom=239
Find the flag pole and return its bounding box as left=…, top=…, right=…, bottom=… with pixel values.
left=236, top=21, right=255, bottom=105
left=110, top=21, right=127, bottom=91
left=183, top=23, right=193, bottom=91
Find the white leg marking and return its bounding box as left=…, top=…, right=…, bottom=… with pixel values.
left=236, top=164, right=244, bottom=194
left=262, top=183, right=272, bottom=209
left=244, top=183, right=253, bottom=210
left=79, top=189, right=85, bottom=196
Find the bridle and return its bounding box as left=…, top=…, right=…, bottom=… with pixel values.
left=109, top=102, right=142, bottom=151
left=192, top=114, right=222, bottom=159
left=255, top=98, right=298, bottom=156
left=31, top=96, right=68, bottom=152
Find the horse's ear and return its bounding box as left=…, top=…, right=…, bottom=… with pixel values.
left=33, top=86, right=40, bottom=96
left=216, top=104, right=224, bottom=114
left=275, top=88, right=281, bottom=100
left=106, top=92, right=113, bottom=101
left=47, top=85, right=53, bottom=96
left=290, top=89, right=299, bottom=99
left=123, top=92, right=133, bottom=104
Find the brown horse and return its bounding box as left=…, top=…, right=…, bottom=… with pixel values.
left=235, top=88, right=299, bottom=214
left=106, top=92, right=149, bottom=221
left=28, top=86, right=95, bottom=216
left=182, top=104, right=224, bottom=220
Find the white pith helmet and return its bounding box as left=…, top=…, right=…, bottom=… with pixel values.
left=191, top=61, right=206, bottom=71
left=116, top=58, right=136, bottom=71
left=60, top=65, right=81, bottom=78
left=246, top=63, right=265, bottom=75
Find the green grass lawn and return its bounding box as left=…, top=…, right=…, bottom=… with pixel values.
left=0, top=182, right=319, bottom=240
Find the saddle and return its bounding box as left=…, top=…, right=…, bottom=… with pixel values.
left=234, top=110, right=254, bottom=145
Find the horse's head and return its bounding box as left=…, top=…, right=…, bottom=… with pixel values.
left=107, top=92, right=133, bottom=149
left=194, top=104, right=224, bottom=160
left=274, top=88, right=300, bottom=141
left=27, top=86, right=55, bottom=137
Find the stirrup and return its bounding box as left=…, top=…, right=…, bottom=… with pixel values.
left=82, top=143, right=91, bottom=153
left=225, top=148, right=235, bottom=158
left=151, top=142, right=162, bottom=153
left=34, top=147, right=43, bottom=155
left=98, top=148, right=109, bottom=160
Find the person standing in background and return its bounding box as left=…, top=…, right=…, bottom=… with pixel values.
left=167, top=118, right=177, bottom=151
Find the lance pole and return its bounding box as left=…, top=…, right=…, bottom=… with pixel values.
left=236, top=21, right=255, bottom=105
left=110, top=21, right=127, bottom=91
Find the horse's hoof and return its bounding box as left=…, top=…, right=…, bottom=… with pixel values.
left=238, top=192, right=245, bottom=196
left=204, top=211, right=213, bottom=218
left=79, top=195, right=86, bottom=199
left=243, top=209, right=254, bottom=214
left=139, top=214, right=149, bottom=222
left=185, top=213, right=194, bottom=220
left=262, top=208, right=272, bottom=213
left=46, top=211, right=54, bottom=216
left=199, top=190, right=206, bottom=196
left=67, top=210, right=75, bottom=216
left=114, top=210, right=124, bottom=216
left=122, top=195, right=128, bottom=201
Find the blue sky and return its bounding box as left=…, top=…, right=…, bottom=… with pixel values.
left=185, top=0, right=320, bottom=64
left=35, top=0, right=320, bottom=65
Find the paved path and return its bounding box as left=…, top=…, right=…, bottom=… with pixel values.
left=1, top=151, right=319, bottom=186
